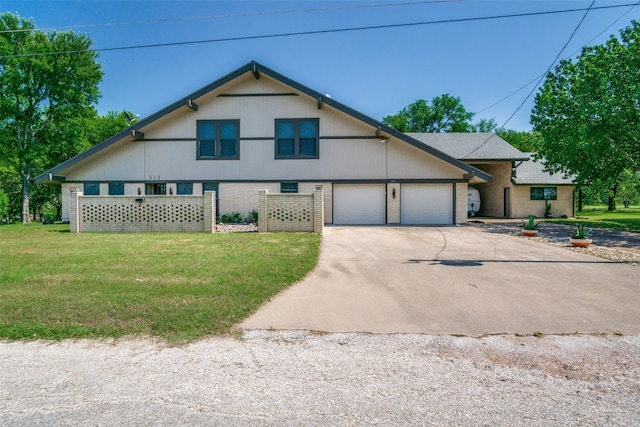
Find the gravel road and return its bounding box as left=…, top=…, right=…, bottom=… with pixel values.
left=2, top=331, right=639, bottom=426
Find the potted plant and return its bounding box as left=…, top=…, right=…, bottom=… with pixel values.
left=521, top=215, right=539, bottom=236
left=544, top=201, right=552, bottom=218
left=570, top=224, right=593, bottom=247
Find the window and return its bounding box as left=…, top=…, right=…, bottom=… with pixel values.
left=203, top=182, right=219, bottom=194
left=108, top=182, right=124, bottom=195
left=197, top=120, right=239, bottom=159
left=203, top=182, right=219, bottom=213
left=280, top=182, right=298, bottom=193
left=275, top=119, right=318, bottom=159
left=176, top=183, right=193, bottom=195
left=530, top=187, right=557, bottom=200
left=146, top=183, right=166, bottom=195
left=84, top=183, right=100, bottom=195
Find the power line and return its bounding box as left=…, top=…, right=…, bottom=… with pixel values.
left=463, top=0, right=596, bottom=159
left=497, top=0, right=596, bottom=131
left=0, top=2, right=637, bottom=59
left=0, top=1, right=461, bottom=34
left=476, top=0, right=640, bottom=115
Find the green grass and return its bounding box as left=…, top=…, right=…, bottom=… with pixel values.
left=545, top=205, right=640, bottom=233
left=0, top=224, right=320, bottom=342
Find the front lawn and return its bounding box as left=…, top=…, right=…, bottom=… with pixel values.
left=0, top=224, right=320, bottom=342
left=546, top=205, right=640, bottom=233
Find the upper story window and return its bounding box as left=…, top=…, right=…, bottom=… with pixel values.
left=84, top=183, right=100, bottom=195
left=530, top=187, right=557, bottom=200
left=275, top=118, right=319, bottom=159
left=108, top=182, right=124, bottom=195
left=197, top=120, right=239, bottom=160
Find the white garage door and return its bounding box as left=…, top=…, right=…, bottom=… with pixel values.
left=401, top=184, right=453, bottom=225
left=333, top=184, right=386, bottom=225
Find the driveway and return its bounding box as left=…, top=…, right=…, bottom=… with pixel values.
left=241, top=226, right=640, bottom=335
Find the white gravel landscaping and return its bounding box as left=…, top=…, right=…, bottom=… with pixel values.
left=1, top=332, right=639, bottom=426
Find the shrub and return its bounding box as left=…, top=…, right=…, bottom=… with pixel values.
left=218, top=212, right=244, bottom=223
left=0, top=190, right=8, bottom=223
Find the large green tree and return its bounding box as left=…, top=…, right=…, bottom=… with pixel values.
left=0, top=12, right=103, bottom=223
left=496, top=129, right=543, bottom=153
left=531, top=21, right=640, bottom=210
left=383, top=94, right=475, bottom=132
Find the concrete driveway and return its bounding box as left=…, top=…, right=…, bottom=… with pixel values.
left=241, top=226, right=640, bottom=336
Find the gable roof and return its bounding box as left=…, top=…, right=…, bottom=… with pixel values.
left=36, top=61, right=491, bottom=184
left=407, top=133, right=529, bottom=162
left=512, top=154, right=574, bottom=185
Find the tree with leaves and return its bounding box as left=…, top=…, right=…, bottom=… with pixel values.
left=0, top=12, right=103, bottom=223
left=383, top=94, right=475, bottom=133
left=495, top=129, right=542, bottom=153
left=531, top=21, right=640, bottom=210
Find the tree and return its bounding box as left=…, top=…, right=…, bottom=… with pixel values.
left=383, top=94, right=475, bottom=132
left=496, top=129, right=543, bottom=152
left=0, top=12, right=103, bottom=223
left=0, top=188, right=8, bottom=223
left=531, top=21, right=640, bottom=210
left=28, top=110, right=133, bottom=220
left=471, top=118, right=498, bottom=133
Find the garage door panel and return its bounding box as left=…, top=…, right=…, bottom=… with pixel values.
left=333, top=184, right=385, bottom=225
left=401, top=184, right=453, bottom=225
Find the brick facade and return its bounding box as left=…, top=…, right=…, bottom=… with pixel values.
left=70, top=191, right=216, bottom=233
left=258, top=189, right=323, bottom=233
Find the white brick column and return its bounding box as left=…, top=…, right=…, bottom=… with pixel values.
left=70, top=191, right=83, bottom=233
left=204, top=191, right=216, bottom=233
left=313, top=189, right=324, bottom=234
left=258, top=189, right=268, bottom=233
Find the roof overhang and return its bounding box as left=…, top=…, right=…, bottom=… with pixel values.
left=36, top=61, right=491, bottom=184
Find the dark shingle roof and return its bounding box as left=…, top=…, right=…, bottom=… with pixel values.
left=407, top=133, right=529, bottom=161
left=512, top=154, right=574, bottom=185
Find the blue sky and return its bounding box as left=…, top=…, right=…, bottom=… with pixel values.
left=2, top=0, right=639, bottom=131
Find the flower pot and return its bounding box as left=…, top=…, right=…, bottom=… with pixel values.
left=570, top=238, right=592, bottom=248
left=522, top=229, right=538, bottom=237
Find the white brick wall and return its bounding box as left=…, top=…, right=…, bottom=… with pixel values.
left=70, top=192, right=216, bottom=233
left=455, top=182, right=468, bottom=224
left=386, top=183, right=401, bottom=224
left=258, top=189, right=323, bottom=233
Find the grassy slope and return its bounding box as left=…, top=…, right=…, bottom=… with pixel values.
left=0, top=224, right=320, bottom=342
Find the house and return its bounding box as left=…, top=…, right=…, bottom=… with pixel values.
left=36, top=61, right=492, bottom=228
left=408, top=133, right=575, bottom=218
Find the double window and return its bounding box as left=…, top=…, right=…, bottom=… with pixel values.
left=530, top=187, right=557, bottom=200
left=276, top=119, right=318, bottom=159
left=197, top=120, right=239, bottom=159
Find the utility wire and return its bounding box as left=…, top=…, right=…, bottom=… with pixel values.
left=496, top=0, right=596, bottom=130
left=476, top=0, right=640, bottom=115
left=0, top=2, right=636, bottom=59
left=462, top=0, right=596, bottom=159
left=0, top=1, right=461, bottom=34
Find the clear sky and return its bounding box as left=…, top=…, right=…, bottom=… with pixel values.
left=2, top=0, right=639, bottom=131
